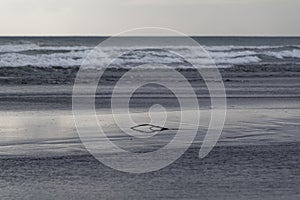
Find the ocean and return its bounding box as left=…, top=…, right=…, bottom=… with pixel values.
left=0, top=37, right=299, bottom=199
left=1, top=37, right=300, bottom=69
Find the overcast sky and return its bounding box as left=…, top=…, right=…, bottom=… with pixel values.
left=0, top=0, right=299, bottom=36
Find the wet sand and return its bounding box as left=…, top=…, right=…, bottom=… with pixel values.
left=0, top=68, right=299, bottom=199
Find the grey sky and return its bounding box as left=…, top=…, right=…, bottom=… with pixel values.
left=0, top=0, right=299, bottom=36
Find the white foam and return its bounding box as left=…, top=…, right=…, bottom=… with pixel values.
left=0, top=44, right=299, bottom=68
left=264, top=49, right=300, bottom=59
left=0, top=52, right=85, bottom=67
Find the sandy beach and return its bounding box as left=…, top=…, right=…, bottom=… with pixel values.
left=0, top=65, right=299, bottom=199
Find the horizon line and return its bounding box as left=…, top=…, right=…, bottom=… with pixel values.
left=0, top=35, right=300, bottom=38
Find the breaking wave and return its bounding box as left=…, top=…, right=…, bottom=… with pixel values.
left=1, top=42, right=300, bottom=68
